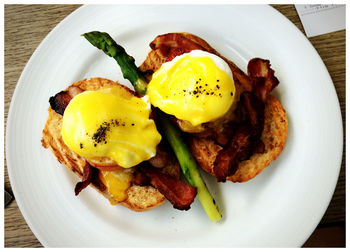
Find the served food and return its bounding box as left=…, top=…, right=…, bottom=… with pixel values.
left=42, top=31, right=287, bottom=221
left=140, top=33, right=288, bottom=183
left=146, top=50, right=236, bottom=127
left=42, top=78, right=196, bottom=211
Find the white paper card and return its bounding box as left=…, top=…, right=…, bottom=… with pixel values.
left=295, top=4, right=345, bottom=37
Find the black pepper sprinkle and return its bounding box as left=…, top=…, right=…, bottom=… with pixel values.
left=80, top=143, right=83, bottom=149
left=205, top=84, right=208, bottom=86
left=216, top=84, right=220, bottom=89
left=217, top=79, right=220, bottom=82
left=193, top=90, right=198, bottom=94
left=196, top=95, right=199, bottom=98
left=211, top=92, right=214, bottom=95
left=91, top=119, right=128, bottom=146
left=92, top=123, right=110, bottom=144
left=230, top=92, right=233, bottom=96
left=199, top=78, right=201, bottom=80
left=206, top=92, right=209, bottom=95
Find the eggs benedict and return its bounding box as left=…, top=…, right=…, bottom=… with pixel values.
left=61, top=85, right=161, bottom=169
left=139, top=32, right=287, bottom=183
left=147, top=50, right=236, bottom=127
left=42, top=77, right=196, bottom=211
left=42, top=31, right=287, bottom=216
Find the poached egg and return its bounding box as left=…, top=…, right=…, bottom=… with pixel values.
left=146, top=50, right=236, bottom=126
left=61, top=85, right=161, bottom=169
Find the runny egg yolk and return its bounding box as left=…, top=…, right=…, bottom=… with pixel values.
left=146, top=50, right=236, bottom=126
left=99, top=170, right=133, bottom=204
left=61, top=86, right=161, bottom=168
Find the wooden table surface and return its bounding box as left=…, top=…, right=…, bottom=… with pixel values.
left=4, top=4, right=345, bottom=248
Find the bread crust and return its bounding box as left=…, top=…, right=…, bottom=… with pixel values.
left=42, top=78, right=179, bottom=211
left=140, top=33, right=288, bottom=182
left=190, top=95, right=287, bottom=182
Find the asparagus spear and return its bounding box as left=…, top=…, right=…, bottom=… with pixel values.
left=83, top=31, right=148, bottom=95
left=82, top=31, right=222, bottom=222
left=157, top=112, right=222, bottom=221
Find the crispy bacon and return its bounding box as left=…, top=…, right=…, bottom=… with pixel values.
left=75, top=163, right=94, bottom=196
left=49, top=86, right=83, bottom=115
left=140, top=167, right=197, bottom=210
left=214, top=123, right=253, bottom=182
left=241, top=92, right=265, bottom=129
left=150, top=33, right=205, bottom=62
left=213, top=92, right=266, bottom=182
left=49, top=91, right=71, bottom=115
left=248, top=58, right=279, bottom=102
left=208, top=58, right=279, bottom=182
left=240, top=92, right=265, bottom=154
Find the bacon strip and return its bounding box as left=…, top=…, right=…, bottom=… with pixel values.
left=241, top=92, right=265, bottom=129
left=49, top=86, right=83, bottom=115
left=214, top=123, right=253, bottom=182
left=139, top=167, right=197, bottom=210
left=240, top=92, right=266, bottom=154
left=49, top=91, right=71, bottom=115
left=213, top=92, right=266, bottom=181
left=210, top=58, right=279, bottom=182
left=248, top=58, right=279, bottom=102
left=150, top=33, right=205, bottom=62
left=75, top=163, right=94, bottom=196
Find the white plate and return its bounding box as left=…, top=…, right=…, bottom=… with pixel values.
left=6, top=5, right=343, bottom=247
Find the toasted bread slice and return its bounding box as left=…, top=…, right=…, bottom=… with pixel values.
left=42, top=78, right=180, bottom=211
left=190, top=95, right=287, bottom=182
left=139, top=33, right=288, bottom=182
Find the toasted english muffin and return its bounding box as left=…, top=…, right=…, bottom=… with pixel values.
left=139, top=33, right=288, bottom=182
left=42, top=78, right=180, bottom=211
left=190, top=95, right=287, bottom=182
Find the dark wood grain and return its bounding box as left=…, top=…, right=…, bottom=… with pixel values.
left=4, top=4, right=345, bottom=248
left=4, top=4, right=81, bottom=248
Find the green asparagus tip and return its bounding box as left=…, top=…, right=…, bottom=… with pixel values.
left=82, top=31, right=147, bottom=95
left=82, top=31, right=115, bottom=56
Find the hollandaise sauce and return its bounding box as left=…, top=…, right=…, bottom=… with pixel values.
left=147, top=50, right=235, bottom=126
left=61, top=86, right=161, bottom=168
